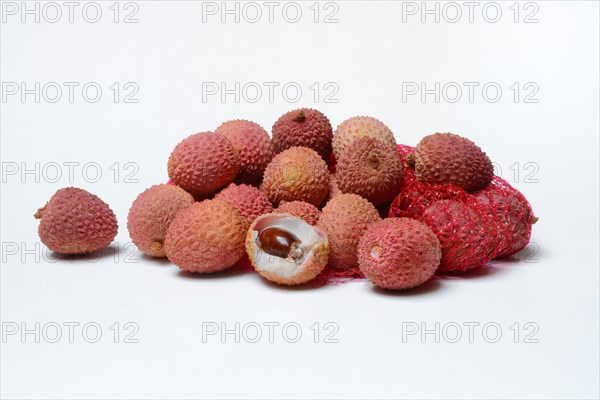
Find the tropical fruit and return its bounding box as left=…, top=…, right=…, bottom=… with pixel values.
left=127, top=184, right=194, bottom=257
left=34, top=187, right=118, bottom=254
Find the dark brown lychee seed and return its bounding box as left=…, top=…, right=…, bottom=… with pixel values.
left=257, top=227, right=301, bottom=259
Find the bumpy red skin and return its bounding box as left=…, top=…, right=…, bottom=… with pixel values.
left=165, top=199, right=246, bottom=273
left=272, top=108, right=333, bottom=160
left=318, top=194, right=381, bottom=269
left=358, top=218, right=441, bottom=289
left=276, top=201, right=321, bottom=226
left=215, top=183, right=273, bottom=223
left=168, top=132, right=239, bottom=197
left=127, top=184, right=195, bottom=257
left=35, top=187, right=118, bottom=254
left=474, top=176, right=535, bottom=258
left=215, top=120, right=273, bottom=184
left=261, top=147, right=330, bottom=207
left=413, top=132, right=494, bottom=193
left=335, top=137, right=403, bottom=205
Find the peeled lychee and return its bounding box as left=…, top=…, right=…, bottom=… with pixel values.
left=215, top=183, right=273, bottom=223
left=34, top=187, right=118, bottom=254
left=335, top=137, right=403, bottom=205
left=474, top=176, right=537, bottom=258
left=261, top=147, right=329, bottom=207
left=165, top=199, right=247, bottom=273
left=127, top=184, right=195, bottom=257
left=168, top=132, right=240, bottom=197
left=215, top=120, right=273, bottom=184
left=332, top=116, right=396, bottom=159
left=318, top=194, right=381, bottom=269
left=276, top=201, right=321, bottom=226
left=407, top=132, right=493, bottom=193
left=420, top=199, right=497, bottom=272
left=272, top=108, right=333, bottom=160
left=246, top=213, right=329, bottom=285
left=358, top=218, right=441, bottom=290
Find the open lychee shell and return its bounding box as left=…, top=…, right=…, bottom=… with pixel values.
left=246, top=213, right=329, bottom=286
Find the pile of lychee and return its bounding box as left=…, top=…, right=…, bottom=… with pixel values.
left=34, top=109, right=537, bottom=290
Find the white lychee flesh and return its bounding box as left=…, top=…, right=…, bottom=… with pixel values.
left=246, top=214, right=329, bottom=285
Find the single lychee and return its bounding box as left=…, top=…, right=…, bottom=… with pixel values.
left=168, top=132, right=240, bottom=197
left=215, top=120, right=273, bottom=184
left=34, top=187, right=118, bottom=254
left=318, top=194, right=381, bottom=269
left=358, top=218, right=441, bottom=290
left=127, top=184, right=195, bottom=257
left=276, top=201, right=321, bottom=226
left=335, top=137, right=403, bottom=205
left=474, top=176, right=537, bottom=258
left=419, top=199, right=497, bottom=272
left=332, top=116, right=396, bottom=159
left=261, top=146, right=329, bottom=207
left=215, top=183, right=273, bottom=224
left=165, top=199, right=246, bottom=273
left=246, top=213, right=329, bottom=285
left=272, top=108, right=333, bottom=160
left=407, top=132, right=493, bottom=193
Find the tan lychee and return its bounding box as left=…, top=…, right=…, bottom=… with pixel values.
left=335, top=137, right=403, bottom=205
left=165, top=199, right=246, bottom=273
left=318, top=194, right=381, bottom=269
left=127, top=184, right=195, bottom=257
left=332, top=116, right=396, bottom=159
left=261, top=146, right=329, bottom=207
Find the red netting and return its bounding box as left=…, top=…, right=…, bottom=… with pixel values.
left=310, top=265, right=365, bottom=288
left=390, top=144, right=536, bottom=272
left=473, top=175, right=536, bottom=258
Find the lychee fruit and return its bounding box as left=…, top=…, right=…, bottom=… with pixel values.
left=332, top=116, right=396, bottom=159
left=419, top=199, right=497, bottom=272
left=327, top=174, right=342, bottom=201
left=335, top=137, right=403, bottom=205
left=276, top=201, right=321, bottom=226
left=34, top=187, right=118, bottom=254
left=358, top=218, right=441, bottom=290
left=261, top=147, right=329, bottom=207
left=165, top=199, right=247, bottom=273
left=474, top=176, right=537, bottom=258
left=215, top=183, right=273, bottom=224
left=318, top=194, right=381, bottom=269
left=246, top=213, right=329, bottom=285
left=168, top=132, right=240, bottom=197
left=272, top=108, right=333, bottom=160
left=127, top=184, right=195, bottom=257
left=407, top=132, right=493, bottom=193
left=215, top=120, right=273, bottom=184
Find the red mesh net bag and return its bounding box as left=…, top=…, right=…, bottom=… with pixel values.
left=390, top=144, right=536, bottom=272
left=472, top=176, right=537, bottom=258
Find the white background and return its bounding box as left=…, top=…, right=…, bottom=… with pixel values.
left=1, top=1, right=599, bottom=399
